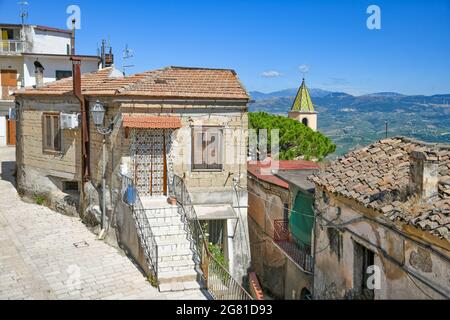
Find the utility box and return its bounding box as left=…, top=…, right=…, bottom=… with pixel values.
left=60, top=113, right=80, bottom=130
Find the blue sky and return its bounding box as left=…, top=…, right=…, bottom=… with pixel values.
left=1, top=0, right=449, bottom=95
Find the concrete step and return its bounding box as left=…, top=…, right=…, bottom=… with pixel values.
left=158, top=269, right=199, bottom=288
left=157, top=240, right=192, bottom=253
left=158, top=281, right=202, bottom=292
left=154, top=233, right=189, bottom=243
left=158, top=264, right=196, bottom=274
left=147, top=215, right=183, bottom=225
left=151, top=225, right=186, bottom=236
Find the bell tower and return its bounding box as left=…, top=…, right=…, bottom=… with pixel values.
left=288, top=78, right=318, bottom=131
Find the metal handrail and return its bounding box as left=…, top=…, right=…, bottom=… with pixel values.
left=121, top=173, right=159, bottom=283
left=171, top=174, right=253, bottom=300
left=273, top=219, right=313, bottom=273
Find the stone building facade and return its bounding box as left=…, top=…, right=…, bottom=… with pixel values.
left=14, top=66, right=252, bottom=286
left=247, top=160, right=319, bottom=299
left=310, top=137, right=450, bottom=299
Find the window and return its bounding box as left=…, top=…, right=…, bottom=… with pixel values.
left=43, top=113, right=61, bottom=152
left=354, top=242, right=375, bottom=300
left=302, top=118, right=309, bottom=127
left=63, top=181, right=79, bottom=192
left=192, top=126, right=223, bottom=171
left=56, top=70, right=72, bottom=81
left=1, top=28, right=14, bottom=40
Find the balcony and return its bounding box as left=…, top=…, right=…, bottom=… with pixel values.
left=273, top=219, right=313, bottom=273
left=0, top=40, right=24, bottom=54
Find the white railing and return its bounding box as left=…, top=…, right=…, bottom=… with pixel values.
left=0, top=40, right=24, bottom=53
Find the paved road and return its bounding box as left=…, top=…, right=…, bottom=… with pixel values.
left=0, top=147, right=206, bottom=300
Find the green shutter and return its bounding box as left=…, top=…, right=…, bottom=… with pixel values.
left=289, top=192, right=314, bottom=247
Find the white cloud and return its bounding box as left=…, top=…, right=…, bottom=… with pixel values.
left=261, top=70, right=282, bottom=78
left=299, top=64, right=310, bottom=74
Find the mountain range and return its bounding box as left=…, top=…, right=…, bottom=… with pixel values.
left=249, top=88, right=450, bottom=157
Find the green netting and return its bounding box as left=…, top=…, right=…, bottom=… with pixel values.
left=289, top=191, right=314, bottom=246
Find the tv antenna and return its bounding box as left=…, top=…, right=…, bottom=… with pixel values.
left=122, top=44, right=135, bottom=75
left=18, top=1, right=29, bottom=26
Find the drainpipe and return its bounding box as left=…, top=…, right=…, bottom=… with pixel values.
left=70, top=19, right=90, bottom=184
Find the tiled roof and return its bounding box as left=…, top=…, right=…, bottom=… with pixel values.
left=291, top=78, right=315, bottom=112
left=248, top=160, right=319, bottom=189
left=310, top=137, right=450, bottom=242
left=123, top=114, right=182, bottom=129
left=15, top=66, right=250, bottom=100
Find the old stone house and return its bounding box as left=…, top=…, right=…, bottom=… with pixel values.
left=247, top=160, right=318, bottom=299
left=310, top=137, right=450, bottom=299
left=14, top=65, right=252, bottom=293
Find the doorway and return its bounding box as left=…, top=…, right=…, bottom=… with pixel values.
left=131, top=129, right=172, bottom=197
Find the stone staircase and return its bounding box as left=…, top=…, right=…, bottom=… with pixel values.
left=141, top=198, right=201, bottom=292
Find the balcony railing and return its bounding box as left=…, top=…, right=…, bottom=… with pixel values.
left=120, top=174, right=159, bottom=283
left=171, top=174, right=253, bottom=300
left=274, top=219, right=313, bottom=273
left=0, top=40, right=24, bottom=53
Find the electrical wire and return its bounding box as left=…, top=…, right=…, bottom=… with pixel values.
left=238, top=184, right=316, bottom=218
left=406, top=272, right=435, bottom=300
left=316, top=212, right=449, bottom=299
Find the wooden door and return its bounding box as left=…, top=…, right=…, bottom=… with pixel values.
left=7, top=119, right=16, bottom=145
left=1, top=70, right=17, bottom=100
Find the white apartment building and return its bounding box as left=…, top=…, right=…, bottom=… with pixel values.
left=0, top=23, right=100, bottom=146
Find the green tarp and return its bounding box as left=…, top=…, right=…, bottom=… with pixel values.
left=290, top=191, right=314, bottom=246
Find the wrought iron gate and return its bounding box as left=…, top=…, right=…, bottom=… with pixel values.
left=131, top=129, right=172, bottom=197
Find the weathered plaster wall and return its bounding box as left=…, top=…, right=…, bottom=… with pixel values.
left=247, top=176, right=312, bottom=299
left=313, top=186, right=450, bottom=300
left=248, top=174, right=289, bottom=236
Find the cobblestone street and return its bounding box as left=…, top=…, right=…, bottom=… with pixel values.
left=0, top=147, right=206, bottom=300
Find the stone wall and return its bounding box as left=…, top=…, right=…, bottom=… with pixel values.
left=15, top=96, right=81, bottom=215
left=313, top=186, right=450, bottom=299
left=116, top=102, right=248, bottom=205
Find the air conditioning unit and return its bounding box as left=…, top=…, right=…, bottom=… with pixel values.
left=60, top=113, right=80, bottom=130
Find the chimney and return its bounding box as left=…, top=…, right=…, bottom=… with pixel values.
left=409, top=151, right=439, bottom=200
left=34, top=61, right=44, bottom=88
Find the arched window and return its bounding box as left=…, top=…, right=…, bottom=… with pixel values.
left=302, top=118, right=309, bottom=127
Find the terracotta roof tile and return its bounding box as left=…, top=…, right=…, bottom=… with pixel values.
left=15, top=66, right=249, bottom=101
left=310, top=137, right=450, bottom=242
left=122, top=114, right=182, bottom=129
left=248, top=160, right=319, bottom=189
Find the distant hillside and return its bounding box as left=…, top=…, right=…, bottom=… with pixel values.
left=250, top=88, right=332, bottom=100
left=249, top=89, right=450, bottom=157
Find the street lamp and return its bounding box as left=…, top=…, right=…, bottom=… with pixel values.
left=90, top=100, right=113, bottom=234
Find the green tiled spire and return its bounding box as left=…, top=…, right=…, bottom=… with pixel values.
left=291, top=78, right=315, bottom=112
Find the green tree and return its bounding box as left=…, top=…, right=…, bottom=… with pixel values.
left=249, top=112, right=336, bottom=161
